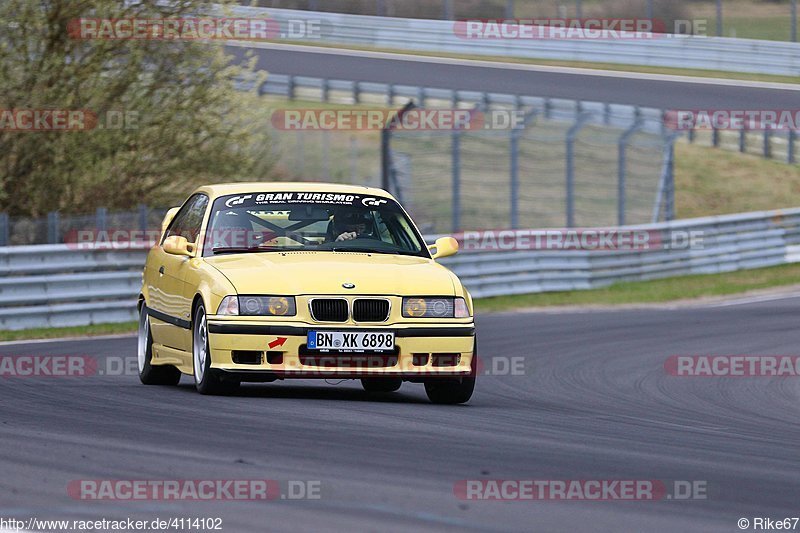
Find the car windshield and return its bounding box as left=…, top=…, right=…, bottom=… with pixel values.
left=203, top=191, right=428, bottom=258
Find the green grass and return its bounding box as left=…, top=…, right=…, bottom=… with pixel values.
left=0, top=321, right=137, bottom=342
left=475, top=262, right=800, bottom=312
left=722, top=16, right=794, bottom=41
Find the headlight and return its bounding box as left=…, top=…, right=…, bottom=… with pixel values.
left=217, top=295, right=239, bottom=315
left=402, top=297, right=470, bottom=318
left=217, top=296, right=296, bottom=316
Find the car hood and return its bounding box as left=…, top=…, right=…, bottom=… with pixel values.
left=205, top=251, right=458, bottom=296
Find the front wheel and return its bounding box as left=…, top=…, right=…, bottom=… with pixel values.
left=424, top=345, right=477, bottom=405
left=193, top=303, right=239, bottom=395
left=361, top=377, right=402, bottom=393
left=137, top=304, right=181, bottom=386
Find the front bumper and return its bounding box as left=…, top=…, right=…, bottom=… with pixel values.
left=206, top=320, right=475, bottom=380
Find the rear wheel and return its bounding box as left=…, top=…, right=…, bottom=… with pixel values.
left=361, top=377, right=402, bottom=393
left=137, top=304, right=181, bottom=386
left=193, top=303, right=239, bottom=395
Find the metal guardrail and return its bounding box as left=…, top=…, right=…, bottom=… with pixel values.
left=3, top=208, right=800, bottom=330
left=233, top=6, right=800, bottom=76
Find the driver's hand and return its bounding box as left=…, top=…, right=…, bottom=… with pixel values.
left=335, top=232, right=357, bottom=242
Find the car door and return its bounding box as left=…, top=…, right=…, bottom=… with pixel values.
left=147, top=194, right=209, bottom=353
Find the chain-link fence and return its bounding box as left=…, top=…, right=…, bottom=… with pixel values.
left=3, top=94, right=675, bottom=245
left=384, top=102, right=671, bottom=235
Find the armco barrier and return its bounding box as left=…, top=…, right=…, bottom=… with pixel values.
left=2, top=208, right=800, bottom=330
left=230, top=7, right=800, bottom=77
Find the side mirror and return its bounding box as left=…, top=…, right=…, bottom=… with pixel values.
left=163, top=235, right=195, bottom=257
left=430, top=237, right=459, bottom=260
left=161, top=207, right=181, bottom=235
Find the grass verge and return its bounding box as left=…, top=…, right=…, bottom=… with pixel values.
left=474, top=262, right=800, bottom=312
left=0, top=321, right=138, bottom=343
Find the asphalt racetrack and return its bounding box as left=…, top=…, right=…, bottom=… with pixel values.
left=228, top=43, right=800, bottom=109
left=1, top=297, right=799, bottom=532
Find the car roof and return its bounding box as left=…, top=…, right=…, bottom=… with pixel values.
left=193, top=182, right=396, bottom=201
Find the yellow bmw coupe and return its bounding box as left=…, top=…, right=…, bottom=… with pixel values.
left=138, top=183, right=476, bottom=403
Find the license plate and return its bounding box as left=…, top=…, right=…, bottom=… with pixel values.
left=307, top=331, right=395, bottom=352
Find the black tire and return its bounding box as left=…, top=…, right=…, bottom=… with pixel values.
left=193, top=303, right=239, bottom=395
left=137, top=304, right=181, bottom=386
left=424, top=343, right=477, bottom=405
left=361, top=377, right=402, bottom=393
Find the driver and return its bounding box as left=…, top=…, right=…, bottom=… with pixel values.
left=332, top=208, right=374, bottom=242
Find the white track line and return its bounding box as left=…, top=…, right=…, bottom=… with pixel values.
left=230, top=41, right=800, bottom=91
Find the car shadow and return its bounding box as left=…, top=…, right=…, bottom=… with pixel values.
left=174, top=381, right=431, bottom=404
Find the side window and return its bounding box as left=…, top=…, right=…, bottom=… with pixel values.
left=164, top=194, right=209, bottom=243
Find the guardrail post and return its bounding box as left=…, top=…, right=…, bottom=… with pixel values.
left=452, top=128, right=461, bottom=232
left=618, top=111, right=644, bottom=227
left=387, top=84, right=395, bottom=106
left=576, top=0, right=583, bottom=18
left=793, top=0, right=798, bottom=42
left=287, top=75, right=296, bottom=100
left=544, top=98, right=552, bottom=120
left=417, top=87, right=425, bottom=108
left=506, top=0, right=515, bottom=18
left=665, top=138, right=675, bottom=221
left=509, top=110, right=539, bottom=230
left=0, top=213, right=8, bottom=247
left=716, top=0, right=723, bottom=36
left=138, top=204, right=148, bottom=232
left=96, top=207, right=107, bottom=232
left=603, top=102, right=611, bottom=126
left=653, top=133, right=678, bottom=222
left=789, top=130, right=797, bottom=164
left=712, top=127, right=719, bottom=147
left=566, top=110, right=592, bottom=228
left=297, top=130, right=305, bottom=176
left=739, top=127, right=746, bottom=153
left=47, top=211, right=60, bottom=244
left=376, top=0, right=386, bottom=16
left=353, top=81, right=361, bottom=104
left=688, top=128, right=695, bottom=143
left=322, top=131, right=331, bottom=180
left=763, top=130, right=772, bottom=158
left=510, top=128, right=520, bottom=230
left=321, top=78, right=330, bottom=103
left=443, top=0, right=453, bottom=20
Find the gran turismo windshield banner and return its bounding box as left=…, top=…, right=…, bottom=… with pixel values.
left=221, top=192, right=395, bottom=209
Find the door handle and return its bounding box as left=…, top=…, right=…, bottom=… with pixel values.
left=158, top=266, right=165, bottom=275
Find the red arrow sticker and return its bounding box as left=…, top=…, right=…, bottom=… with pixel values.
left=268, top=337, right=287, bottom=349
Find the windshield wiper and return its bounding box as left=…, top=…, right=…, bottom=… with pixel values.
left=212, top=246, right=299, bottom=255
left=330, top=246, right=423, bottom=257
